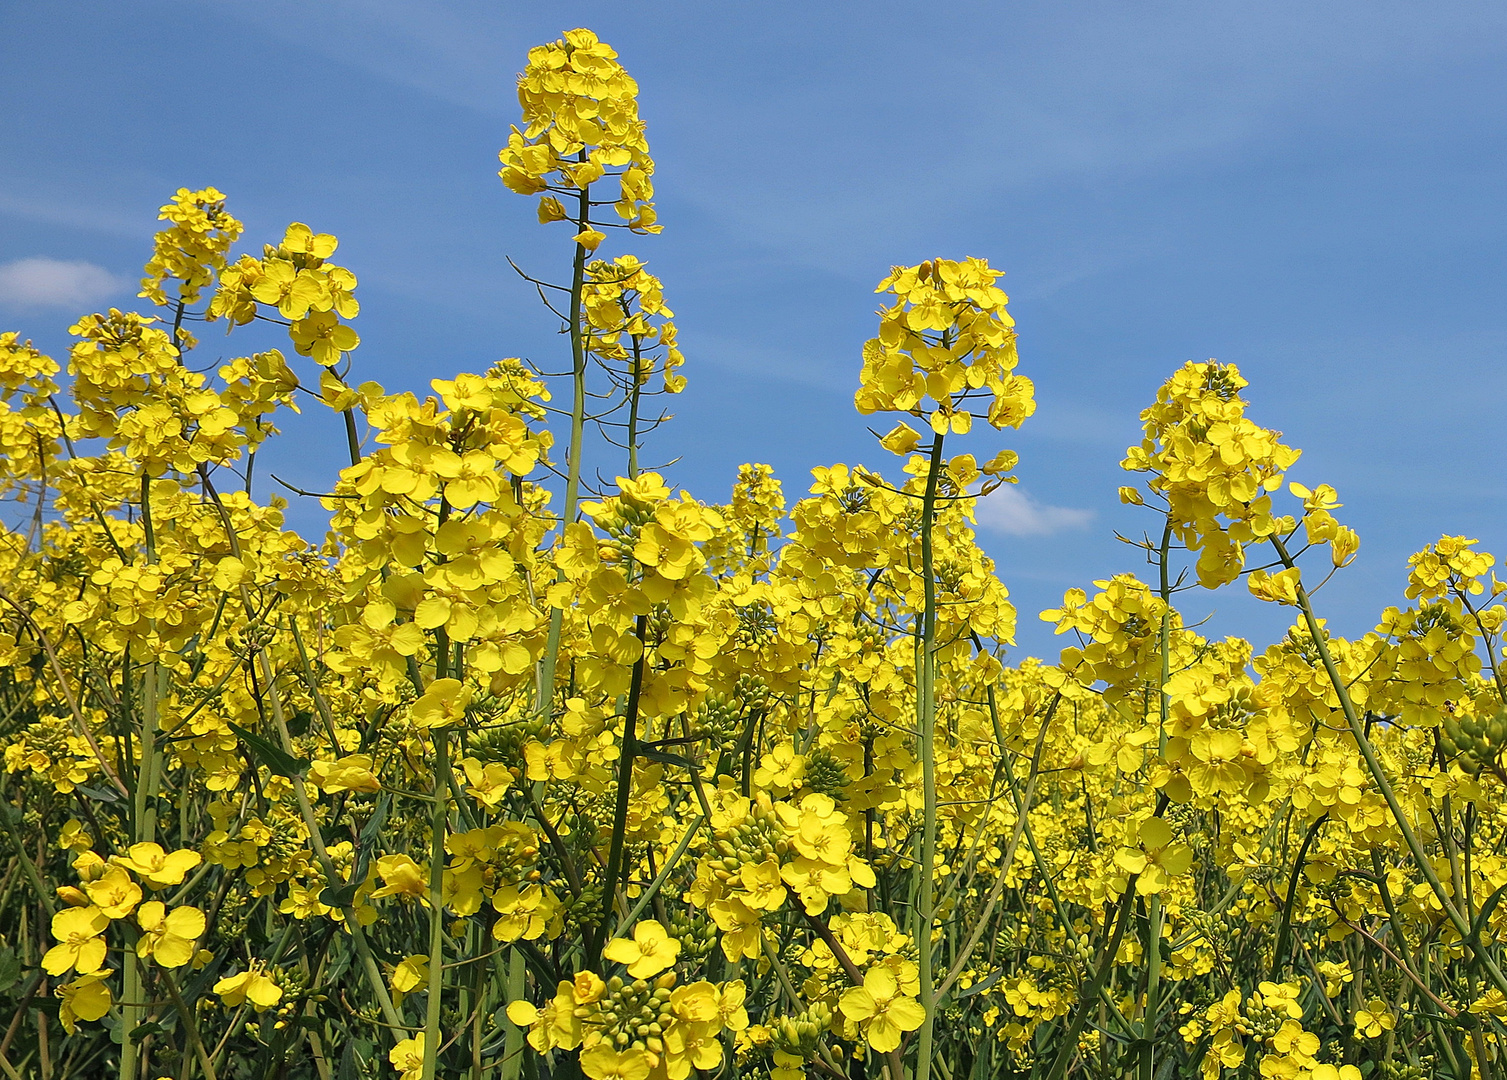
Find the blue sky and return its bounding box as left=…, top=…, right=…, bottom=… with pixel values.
left=2, top=1, right=1505, bottom=660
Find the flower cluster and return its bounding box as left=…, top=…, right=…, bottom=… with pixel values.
left=855, top=257, right=1033, bottom=434
left=500, top=27, right=658, bottom=238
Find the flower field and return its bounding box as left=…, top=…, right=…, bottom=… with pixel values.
left=0, top=25, right=1503, bottom=1080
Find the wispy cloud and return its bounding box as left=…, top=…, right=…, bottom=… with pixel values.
left=0, top=258, right=127, bottom=310
left=975, top=485, right=1093, bottom=538
left=198, top=0, right=515, bottom=115
left=0, top=192, right=144, bottom=238
left=678, top=331, right=850, bottom=392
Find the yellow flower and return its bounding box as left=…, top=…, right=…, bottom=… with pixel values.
left=717, top=980, right=750, bottom=1031
left=664, top=1020, right=723, bottom=1076
left=1113, top=817, right=1194, bottom=895
left=139, top=186, right=242, bottom=305
left=307, top=754, right=381, bottom=794
left=752, top=744, right=805, bottom=791
left=57, top=819, right=92, bottom=853
left=84, top=866, right=142, bottom=919
left=1247, top=567, right=1302, bottom=606
left=135, top=902, right=205, bottom=968
left=112, top=842, right=202, bottom=889
left=878, top=421, right=922, bottom=455
left=289, top=310, right=359, bottom=367
left=838, top=966, right=926, bottom=1053
left=1316, top=960, right=1352, bottom=998
left=389, top=1033, right=425, bottom=1080
left=371, top=854, right=429, bottom=903
left=603, top=919, right=681, bottom=978
left=214, top=967, right=283, bottom=1010
left=410, top=678, right=472, bottom=729
left=42, top=907, right=109, bottom=976
left=1353, top=998, right=1395, bottom=1038
left=671, top=980, right=720, bottom=1022
left=57, top=969, right=113, bottom=1034
left=736, top=859, right=787, bottom=912
left=390, top=954, right=429, bottom=1000
left=579, top=1045, right=652, bottom=1080
left=460, top=757, right=513, bottom=807
left=507, top=980, right=583, bottom=1052
left=1309, top=1068, right=1363, bottom=1080
left=572, top=229, right=606, bottom=252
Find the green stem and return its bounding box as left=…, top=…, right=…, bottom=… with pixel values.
left=626, top=336, right=644, bottom=481
left=342, top=408, right=362, bottom=468
left=123, top=472, right=164, bottom=1080
left=609, top=814, right=703, bottom=937
left=1141, top=519, right=1173, bottom=1080
left=1270, top=815, right=1328, bottom=979
left=422, top=729, right=449, bottom=1080
left=499, top=949, right=526, bottom=1080
left=535, top=179, right=594, bottom=722
left=915, top=430, right=945, bottom=1080
left=159, top=968, right=217, bottom=1080
left=1270, top=533, right=1507, bottom=1001
left=0, top=778, right=53, bottom=919
left=594, top=612, right=649, bottom=967
left=1041, top=884, right=1139, bottom=1080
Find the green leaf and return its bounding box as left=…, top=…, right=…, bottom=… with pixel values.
left=228, top=721, right=308, bottom=779
left=319, top=880, right=361, bottom=910
left=0, top=948, right=20, bottom=994
left=954, top=968, right=1004, bottom=999
left=72, top=783, right=121, bottom=804
left=636, top=745, right=693, bottom=770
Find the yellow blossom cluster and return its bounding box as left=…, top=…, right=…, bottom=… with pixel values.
left=500, top=27, right=658, bottom=239
left=1121, top=360, right=1302, bottom=586
left=855, top=257, right=1034, bottom=435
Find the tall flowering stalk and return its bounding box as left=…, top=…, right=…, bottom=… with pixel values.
left=855, top=257, right=1032, bottom=1079
left=499, top=28, right=662, bottom=726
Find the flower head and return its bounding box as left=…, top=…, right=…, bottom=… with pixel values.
left=603, top=919, right=681, bottom=978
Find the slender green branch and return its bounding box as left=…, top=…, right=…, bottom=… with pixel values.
left=915, top=430, right=945, bottom=1080
left=536, top=176, right=594, bottom=723
left=422, top=729, right=450, bottom=1080
left=593, top=612, right=649, bottom=968
left=1270, top=533, right=1507, bottom=1001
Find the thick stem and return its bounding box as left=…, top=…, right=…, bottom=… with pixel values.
left=499, top=950, right=526, bottom=1080
left=422, top=730, right=449, bottom=1080
left=594, top=613, right=649, bottom=967
left=627, top=336, right=644, bottom=480
left=535, top=180, right=594, bottom=722
left=123, top=472, right=164, bottom=1080
left=342, top=408, right=362, bottom=468
left=1141, top=518, right=1173, bottom=1080
left=914, top=431, right=945, bottom=1080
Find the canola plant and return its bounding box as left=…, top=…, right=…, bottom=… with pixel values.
left=0, top=26, right=1500, bottom=1080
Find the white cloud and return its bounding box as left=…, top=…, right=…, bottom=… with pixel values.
left=975, top=485, right=1094, bottom=538
left=0, top=258, right=126, bottom=309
